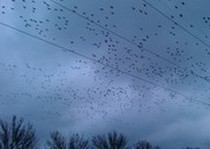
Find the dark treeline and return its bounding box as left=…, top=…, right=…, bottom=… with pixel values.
left=0, top=116, right=201, bottom=149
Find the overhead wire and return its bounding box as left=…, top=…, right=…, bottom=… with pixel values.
left=141, top=0, right=210, bottom=50
left=0, top=21, right=210, bottom=107
left=49, top=0, right=210, bottom=84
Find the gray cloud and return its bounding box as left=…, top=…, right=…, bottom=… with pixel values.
left=0, top=0, right=210, bottom=148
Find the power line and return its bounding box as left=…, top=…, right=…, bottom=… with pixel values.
left=0, top=21, right=210, bottom=108
left=49, top=0, right=210, bottom=84
left=141, top=0, right=210, bottom=50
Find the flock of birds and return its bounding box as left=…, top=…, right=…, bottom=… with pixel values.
left=0, top=0, right=210, bottom=123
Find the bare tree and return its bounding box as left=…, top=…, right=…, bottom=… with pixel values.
left=92, top=131, right=128, bottom=149
left=134, top=140, right=160, bottom=149
left=46, top=131, right=88, bottom=149
left=0, top=115, right=37, bottom=149
left=68, top=134, right=88, bottom=149
left=47, top=131, right=67, bottom=149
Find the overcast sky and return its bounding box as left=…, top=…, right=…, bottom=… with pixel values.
left=0, top=0, right=210, bottom=148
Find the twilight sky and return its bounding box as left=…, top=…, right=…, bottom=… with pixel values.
left=0, top=0, right=210, bottom=148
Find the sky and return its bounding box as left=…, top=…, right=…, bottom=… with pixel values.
left=0, top=0, right=210, bottom=148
